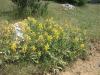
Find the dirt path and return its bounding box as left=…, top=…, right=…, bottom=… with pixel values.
left=60, top=40, right=100, bottom=75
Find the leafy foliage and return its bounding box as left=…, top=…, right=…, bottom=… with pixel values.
left=0, top=17, right=87, bottom=73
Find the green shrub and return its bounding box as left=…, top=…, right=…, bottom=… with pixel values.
left=11, top=0, right=48, bottom=17
left=54, top=0, right=89, bottom=6
left=0, top=18, right=87, bottom=73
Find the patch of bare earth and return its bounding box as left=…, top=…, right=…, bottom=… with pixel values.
left=60, top=40, right=100, bottom=75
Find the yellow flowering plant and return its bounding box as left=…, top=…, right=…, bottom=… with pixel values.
left=0, top=17, right=88, bottom=73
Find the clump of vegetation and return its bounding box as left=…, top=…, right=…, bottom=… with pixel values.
left=0, top=17, right=87, bottom=73
left=11, top=0, right=48, bottom=17
left=54, top=0, right=89, bottom=6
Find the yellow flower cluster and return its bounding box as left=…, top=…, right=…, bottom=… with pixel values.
left=44, top=43, right=50, bottom=51
left=32, top=45, right=36, bottom=51
left=0, top=17, right=88, bottom=69
left=80, top=44, right=85, bottom=48
left=9, top=17, right=64, bottom=53
left=1, top=17, right=87, bottom=55
left=11, top=42, right=17, bottom=52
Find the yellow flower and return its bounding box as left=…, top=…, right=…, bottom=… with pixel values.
left=27, top=17, right=31, bottom=20
left=32, top=32, right=36, bottom=36
left=32, top=45, right=36, bottom=51
left=44, top=32, right=48, bottom=36
left=46, top=17, right=53, bottom=22
left=52, top=28, right=60, bottom=39
left=48, top=25, right=52, bottom=29
left=47, top=35, right=53, bottom=42
left=44, top=43, right=50, bottom=51
left=25, top=35, right=31, bottom=41
left=11, top=42, right=17, bottom=52
left=80, top=44, right=85, bottom=48
left=74, top=37, right=79, bottom=42
left=27, top=17, right=37, bottom=24
left=52, top=28, right=58, bottom=33
left=38, top=35, right=44, bottom=41
left=54, top=34, right=59, bottom=39
left=59, top=26, right=63, bottom=32
left=38, top=23, right=43, bottom=29
left=22, top=45, right=27, bottom=53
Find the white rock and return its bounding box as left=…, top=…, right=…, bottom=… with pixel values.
left=14, top=23, right=24, bottom=41
left=62, top=3, right=75, bottom=10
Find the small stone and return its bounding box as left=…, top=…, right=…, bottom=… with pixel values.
left=98, top=64, right=100, bottom=67
left=76, top=71, right=81, bottom=75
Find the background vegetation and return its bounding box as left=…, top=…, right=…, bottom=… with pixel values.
left=48, top=0, right=89, bottom=6
left=11, top=0, right=48, bottom=17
